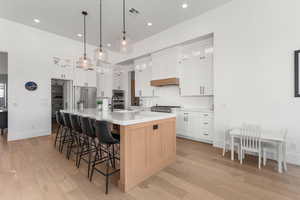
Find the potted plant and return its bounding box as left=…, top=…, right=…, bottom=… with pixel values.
left=96, top=100, right=103, bottom=111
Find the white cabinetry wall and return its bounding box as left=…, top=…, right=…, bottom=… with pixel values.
left=176, top=110, right=213, bottom=143
left=179, top=39, right=213, bottom=96
left=151, top=46, right=181, bottom=80
left=74, top=68, right=97, bottom=87
left=113, top=68, right=126, bottom=90
left=97, top=69, right=113, bottom=98
left=134, top=56, right=155, bottom=97
left=52, top=61, right=74, bottom=80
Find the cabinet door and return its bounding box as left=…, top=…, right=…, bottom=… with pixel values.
left=74, top=67, right=86, bottom=86
left=141, top=65, right=153, bottom=97
left=86, top=70, right=97, bottom=87
left=151, top=47, right=180, bottom=80
left=180, top=42, right=213, bottom=96
left=135, top=70, right=142, bottom=97
left=176, top=112, right=188, bottom=136
left=149, top=119, right=176, bottom=171
left=103, top=71, right=113, bottom=97
left=180, top=56, right=202, bottom=96
left=52, top=65, right=73, bottom=80
left=188, top=112, right=204, bottom=139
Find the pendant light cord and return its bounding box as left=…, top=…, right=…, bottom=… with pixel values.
left=122, top=0, right=126, bottom=40
left=83, top=11, right=87, bottom=59
left=99, top=0, right=103, bottom=49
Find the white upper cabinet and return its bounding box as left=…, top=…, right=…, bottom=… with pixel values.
left=74, top=68, right=97, bottom=87
left=113, top=68, right=126, bottom=90
left=134, top=56, right=155, bottom=97
left=51, top=58, right=74, bottom=80
left=151, top=46, right=181, bottom=80
left=179, top=39, right=213, bottom=96
left=97, top=67, right=113, bottom=98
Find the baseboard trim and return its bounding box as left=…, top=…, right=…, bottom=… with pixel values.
left=7, top=130, right=51, bottom=141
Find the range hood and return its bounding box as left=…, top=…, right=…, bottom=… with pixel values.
left=150, top=78, right=179, bottom=87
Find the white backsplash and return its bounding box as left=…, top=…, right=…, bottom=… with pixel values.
left=140, top=85, right=213, bottom=110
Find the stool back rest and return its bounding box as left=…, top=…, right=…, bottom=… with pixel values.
left=240, top=124, right=261, bottom=151
left=62, top=112, right=72, bottom=129
left=55, top=111, right=64, bottom=126
left=88, top=118, right=96, bottom=138
left=70, top=114, right=82, bottom=133
left=79, top=116, right=94, bottom=138
left=94, top=120, right=115, bottom=144
left=0, top=111, right=7, bottom=129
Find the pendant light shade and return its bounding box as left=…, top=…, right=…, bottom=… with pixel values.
left=94, top=0, right=108, bottom=64
left=77, top=11, right=93, bottom=70
left=119, top=0, right=130, bottom=53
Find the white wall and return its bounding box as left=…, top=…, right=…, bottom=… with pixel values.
left=0, top=18, right=120, bottom=141
left=114, top=0, right=300, bottom=165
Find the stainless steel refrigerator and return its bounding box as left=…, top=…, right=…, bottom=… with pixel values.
left=73, top=86, right=97, bottom=109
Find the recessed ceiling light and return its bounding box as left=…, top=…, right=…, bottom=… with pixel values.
left=147, top=22, right=153, bottom=26
left=33, top=19, right=40, bottom=23
left=107, top=43, right=111, bottom=47
left=77, top=33, right=83, bottom=38
left=182, top=3, right=188, bottom=9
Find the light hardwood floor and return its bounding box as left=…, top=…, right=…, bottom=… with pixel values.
left=0, top=133, right=300, bottom=200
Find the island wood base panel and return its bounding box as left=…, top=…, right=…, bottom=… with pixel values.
left=119, top=117, right=176, bottom=192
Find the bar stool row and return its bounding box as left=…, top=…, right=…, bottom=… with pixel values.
left=54, top=111, right=120, bottom=194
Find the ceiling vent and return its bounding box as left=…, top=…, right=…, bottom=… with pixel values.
left=129, top=8, right=140, bottom=16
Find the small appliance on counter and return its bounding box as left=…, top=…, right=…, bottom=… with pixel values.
left=102, top=99, right=109, bottom=111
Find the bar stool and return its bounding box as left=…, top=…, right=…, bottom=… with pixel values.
left=68, top=114, right=83, bottom=166
left=54, top=111, right=64, bottom=148
left=0, top=111, right=7, bottom=135
left=60, top=112, right=73, bottom=154
left=77, top=116, right=98, bottom=177
left=90, top=120, right=120, bottom=194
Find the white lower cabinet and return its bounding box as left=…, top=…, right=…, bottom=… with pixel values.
left=176, top=111, right=213, bottom=143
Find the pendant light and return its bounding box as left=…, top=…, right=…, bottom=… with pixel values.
left=77, top=11, right=93, bottom=70
left=94, top=0, right=108, bottom=64
left=120, top=0, right=130, bottom=52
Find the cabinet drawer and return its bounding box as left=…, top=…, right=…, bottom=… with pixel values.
left=201, top=130, right=210, bottom=138
left=201, top=121, right=211, bottom=130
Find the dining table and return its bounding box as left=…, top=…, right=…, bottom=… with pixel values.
left=229, top=127, right=286, bottom=173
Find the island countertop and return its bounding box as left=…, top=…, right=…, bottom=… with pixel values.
left=61, top=108, right=176, bottom=126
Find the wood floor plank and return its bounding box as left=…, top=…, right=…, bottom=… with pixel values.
left=0, top=135, right=299, bottom=200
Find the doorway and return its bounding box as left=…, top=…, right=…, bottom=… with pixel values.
left=0, top=52, right=8, bottom=142
left=51, top=79, right=73, bottom=133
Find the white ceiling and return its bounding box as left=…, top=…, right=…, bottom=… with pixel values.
left=0, top=0, right=231, bottom=51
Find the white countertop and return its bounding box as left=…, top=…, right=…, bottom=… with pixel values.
left=61, top=108, right=176, bottom=126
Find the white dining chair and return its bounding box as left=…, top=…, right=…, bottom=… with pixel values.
left=262, top=129, right=288, bottom=172
left=240, top=124, right=262, bottom=169
left=222, top=128, right=241, bottom=159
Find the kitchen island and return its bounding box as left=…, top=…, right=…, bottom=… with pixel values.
left=62, top=109, right=177, bottom=192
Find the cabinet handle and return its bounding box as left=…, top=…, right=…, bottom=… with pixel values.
left=153, top=124, right=159, bottom=130
left=152, top=89, right=154, bottom=96
left=200, top=86, right=202, bottom=95
left=204, top=122, right=209, bottom=125
left=179, top=88, right=181, bottom=96
left=203, top=86, right=205, bottom=95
